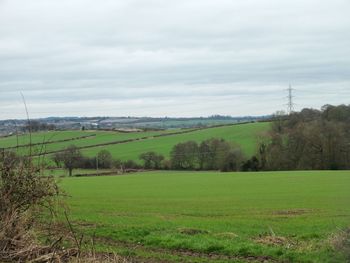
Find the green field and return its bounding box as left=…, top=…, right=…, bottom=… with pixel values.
left=0, top=129, right=177, bottom=155
left=0, top=122, right=270, bottom=163
left=61, top=170, right=350, bottom=262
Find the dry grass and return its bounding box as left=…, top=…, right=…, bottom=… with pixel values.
left=255, top=235, right=289, bottom=246
left=329, top=228, right=350, bottom=261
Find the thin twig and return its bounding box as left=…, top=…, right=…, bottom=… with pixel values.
left=20, top=92, right=32, bottom=157
left=64, top=210, right=81, bottom=255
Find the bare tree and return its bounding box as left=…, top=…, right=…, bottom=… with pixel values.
left=97, top=149, right=113, bottom=169
left=60, top=145, right=82, bottom=176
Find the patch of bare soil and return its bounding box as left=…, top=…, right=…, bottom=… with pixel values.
left=272, top=209, right=310, bottom=216
left=255, top=236, right=289, bottom=246
left=178, top=228, right=209, bottom=235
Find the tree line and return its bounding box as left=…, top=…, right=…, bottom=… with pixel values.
left=257, top=104, right=350, bottom=170
left=50, top=137, right=247, bottom=175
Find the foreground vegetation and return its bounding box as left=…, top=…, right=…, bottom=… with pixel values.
left=62, top=170, right=350, bottom=262
left=0, top=154, right=127, bottom=262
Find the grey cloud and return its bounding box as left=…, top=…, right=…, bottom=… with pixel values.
left=0, top=0, right=349, bottom=119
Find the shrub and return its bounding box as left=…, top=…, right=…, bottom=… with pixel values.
left=0, top=153, right=59, bottom=262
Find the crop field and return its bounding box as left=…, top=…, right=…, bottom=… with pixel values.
left=61, top=170, right=350, bottom=262
left=0, top=122, right=270, bottom=163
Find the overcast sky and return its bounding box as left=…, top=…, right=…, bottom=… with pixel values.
left=0, top=0, right=349, bottom=119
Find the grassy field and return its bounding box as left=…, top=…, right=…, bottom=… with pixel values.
left=61, top=170, right=350, bottom=262
left=0, top=129, right=177, bottom=154
left=0, top=122, right=270, bottom=163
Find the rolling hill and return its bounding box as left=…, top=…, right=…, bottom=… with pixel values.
left=0, top=122, right=270, bottom=162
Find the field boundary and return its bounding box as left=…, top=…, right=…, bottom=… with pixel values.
left=2, top=134, right=96, bottom=150
left=72, top=169, right=150, bottom=177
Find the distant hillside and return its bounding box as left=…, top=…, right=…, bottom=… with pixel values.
left=0, top=122, right=270, bottom=164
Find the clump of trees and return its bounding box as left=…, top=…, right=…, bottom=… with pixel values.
left=139, top=151, right=164, bottom=169
left=170, top=138, right=245, bottom=171
left=258, top=104, right=350, bottom=170
left=171, top=141, right=199, bottom=170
